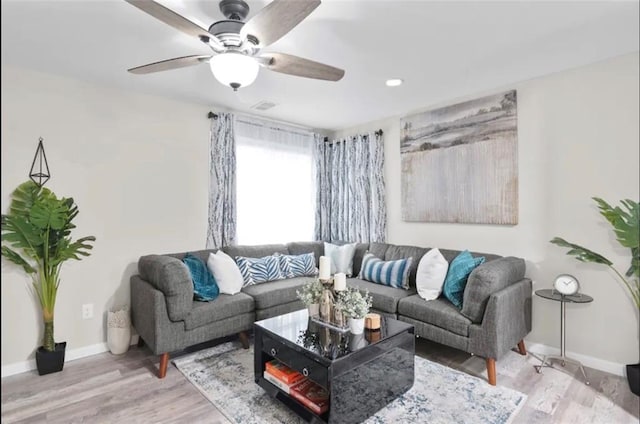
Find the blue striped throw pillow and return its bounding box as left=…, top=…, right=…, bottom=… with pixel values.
left=442, top=250, right=485, bottom=308
left=279, top=253, right=317, bottom=278
left=235, top=255, right=284, bottom=286
left=358, top=252, right=413, bottom=289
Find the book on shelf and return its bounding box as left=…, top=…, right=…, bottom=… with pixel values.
left=263, top=371, right=301, bottom=394
left=265, top=360, right=305, bottom=385
left=290, top=379, right=330, bottom=415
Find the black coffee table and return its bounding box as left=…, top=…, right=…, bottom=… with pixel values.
left=254, top=309, right=415, bottom=424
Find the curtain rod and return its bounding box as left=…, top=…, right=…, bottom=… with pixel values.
left=323, top=129, right=384, bottom=143
left=208, top=111, right=218, bottom=120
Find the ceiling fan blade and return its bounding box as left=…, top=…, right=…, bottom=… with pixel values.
left=125, top=0, right=224, bottom=50
left=260, top=52, right=344, bottom=81
left=240, top=0, right=321, bottom=48
left=128, top=55, right=212, bottom=74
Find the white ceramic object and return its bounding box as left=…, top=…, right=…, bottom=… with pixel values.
left=348, top=317, right=365, bottom=335
left=107, top=326, right=131, bottom=355
left=308, top=303, right=320, bottom=317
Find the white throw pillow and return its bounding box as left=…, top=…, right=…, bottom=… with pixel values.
left=324, top=242, right=357, bottom=276
left=416, top=248, right=449, bottom=301
left=206, top=251, right=244, bottom=295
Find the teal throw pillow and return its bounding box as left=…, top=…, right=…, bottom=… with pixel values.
left=442, top=250, right=485, bottom=308
left=183, top=253, right=220, bottom=301
left=359, top=252, right=413, bottom=290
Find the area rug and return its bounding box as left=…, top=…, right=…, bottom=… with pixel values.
left=173, top=341, right=526, bottom=424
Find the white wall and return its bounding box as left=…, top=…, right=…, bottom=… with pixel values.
left=1, top=65, right=211, bottom=367
left=332, top=52, right=640, bottom=367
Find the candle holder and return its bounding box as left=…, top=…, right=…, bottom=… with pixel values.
left=313, top=277, right=349, bottom=333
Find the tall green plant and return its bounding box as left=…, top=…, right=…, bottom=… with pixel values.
left=1, top=181, right=95, bottom=351
left=550, top=198, right=639, bottom=309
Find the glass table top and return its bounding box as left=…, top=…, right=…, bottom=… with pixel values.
left=254, top=309, right=413, bottom=361
left=535, top=289, right=594, bottom=303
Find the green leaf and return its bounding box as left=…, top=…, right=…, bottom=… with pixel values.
left=1, top=246, right=36, bottom=273
left=30, top=196, right=69, bottom=230
left=549, top=237, right=613, bottom=266
left=1, top=215, right=44, bottom=248
left=8, top=181, right=41, bottom=218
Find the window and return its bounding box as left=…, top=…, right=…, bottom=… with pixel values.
left=235, top=117, right=316, bottom=245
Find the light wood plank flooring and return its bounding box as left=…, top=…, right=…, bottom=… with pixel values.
left=2, top=337, right=638, bottom=423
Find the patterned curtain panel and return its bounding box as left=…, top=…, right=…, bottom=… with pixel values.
left=315, top=132, right=386, bottom=243
left=207, top=113, right=237, bottom=249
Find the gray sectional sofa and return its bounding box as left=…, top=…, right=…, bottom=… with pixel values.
left=131, top=241, right=531, bottom=384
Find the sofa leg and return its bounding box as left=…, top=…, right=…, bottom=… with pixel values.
left=486, top=358, right=497, bottom=386
left=158, top=353, right=169, bottom=379
left=239, top=331, right=250, bottom=349
left=517, top=340, right=527, bottom=356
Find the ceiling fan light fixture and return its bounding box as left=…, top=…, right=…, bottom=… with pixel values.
left=210, top=52, right=259, bottom=90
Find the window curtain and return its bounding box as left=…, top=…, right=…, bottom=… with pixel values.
left=235, top=116, right=316, bottom=244
left=315, top=132, right=386, bottom=243
left=207, top=112, right=237, bottom=249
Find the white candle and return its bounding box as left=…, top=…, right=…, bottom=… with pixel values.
left=319, top=256, right=331, bottom=280
left=334, top=273, right=347, bottom=291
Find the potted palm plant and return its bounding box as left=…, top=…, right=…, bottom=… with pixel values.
left=551, top=197, right=639, bottom=395
left=1, top=181, right=95, bottom=375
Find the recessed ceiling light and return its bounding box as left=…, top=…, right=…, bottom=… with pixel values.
left=386, top=78, right=404, bottom=87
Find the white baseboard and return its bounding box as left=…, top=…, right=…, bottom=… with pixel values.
left=526, top=341, right=627, bottom=377
left=1, top=335, right=139, bottom=379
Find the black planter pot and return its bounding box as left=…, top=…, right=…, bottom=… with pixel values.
left=627, top=363, right=640, bottom=396
left=35, top=342, right=66, bottom=376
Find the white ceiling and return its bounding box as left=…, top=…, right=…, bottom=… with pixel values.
left=2, top=0, right=638, bottom=131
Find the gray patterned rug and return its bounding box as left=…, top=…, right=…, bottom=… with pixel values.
left=173, top=341, right=526, bottom=424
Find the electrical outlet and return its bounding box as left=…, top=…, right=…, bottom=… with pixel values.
left=82, top=303, right=94, bottom=320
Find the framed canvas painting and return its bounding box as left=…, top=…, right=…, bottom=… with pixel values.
left=400, top=90, right=518, bottom=225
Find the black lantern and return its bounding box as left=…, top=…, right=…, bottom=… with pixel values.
left=29, top=137, right=51, bottom=187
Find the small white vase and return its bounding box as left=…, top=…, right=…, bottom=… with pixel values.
left=348, top=317, right=365, bottom=334
left=107, top=327, right=131, bottom=355
left=307, top=303, right=320, bottom=317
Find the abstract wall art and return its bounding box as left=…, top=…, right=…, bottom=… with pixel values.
left=400, top=90, right=518, bottom=224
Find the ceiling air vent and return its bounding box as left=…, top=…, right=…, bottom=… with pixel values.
left=251, top=101, right=277, bottom=111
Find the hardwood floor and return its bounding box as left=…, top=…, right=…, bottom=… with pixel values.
left=2, top=337, right=638, bottom=423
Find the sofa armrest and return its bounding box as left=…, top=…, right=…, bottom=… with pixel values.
left=461, top=256, right=526, bottom=323
left=137, top=254, right=193, bottom=321
left=468, top=278, right=532, bottom=359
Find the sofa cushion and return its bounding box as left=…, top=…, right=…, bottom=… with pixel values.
left=384, top=244, right=430, bottom=289
left=325, top=242, right=358, bottom=276
left=235, top=255, right=285, bottom=286
left=347, top=278, right=416, bottom=314
left=184, top=292, right=254, bottom=330
left=398, top=296, right=472, bottom=337
left=461, top=256, right=526, bottom=323
left=287, top=241, right=324, bottom=266
left=279, top=253, right=317, bottom=278
left=351, top=243, right=370, bottom=278
left=207, top=251, right=245, bottom=295
left=138, top=255, right=193, bottom=322
left=416, top=248, right=449, bottom=301
left=223, top=244, right=289, bottom=259
left=442, top=251, right=485, bottom=308
left=368, top=242, right=391, bottom=260
left=359, top=253, right=413, bottom=289
left=183, top=253, right=219, bottom=301
left=241, top=276, right=315, bottom=309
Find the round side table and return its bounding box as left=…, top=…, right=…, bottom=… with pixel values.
left=534, top=289, right=594, bottom=385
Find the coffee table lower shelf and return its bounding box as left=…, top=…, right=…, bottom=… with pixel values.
left=256, top=377, right=329, bottom=424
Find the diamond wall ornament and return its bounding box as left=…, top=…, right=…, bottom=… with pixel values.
left=29, top=137, right=50, bottom=187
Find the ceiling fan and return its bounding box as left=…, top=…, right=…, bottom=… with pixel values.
left=125, top=0, right=345, bottom=90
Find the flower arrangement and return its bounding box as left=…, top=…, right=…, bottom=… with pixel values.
left=296, top=279, right=324, bottom=306
left=335, top=287, right=373, bottom=319
left=108, top=307, right=131, bottom=329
